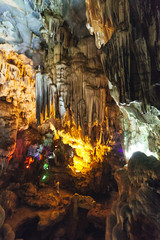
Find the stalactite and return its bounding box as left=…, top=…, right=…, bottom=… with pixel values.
left=36, top=68, right=43, bottom=125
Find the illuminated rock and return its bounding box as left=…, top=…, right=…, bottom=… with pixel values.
left=0, top=101, right=18, bottom=168
left=86, top=0, right=115, bottom=48
left=86, top=0, right=160, bottom=159
left=0, top=0, right=122, bottom=167
left=0, top=52, right=36, bottom=166
left=36, top=35, right=108, bottom=131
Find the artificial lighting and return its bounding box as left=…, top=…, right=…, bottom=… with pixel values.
left=43, top=163, right=49, bottom=170
left=42, top=175, right=47, bottom=181
left=125, top=143, right=158, bottom=160
left=50, top=110, right=114, bottom=174
left=25, top=156, right=34, bottom=169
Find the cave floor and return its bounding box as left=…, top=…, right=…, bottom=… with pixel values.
left=0, top=166, right=117, bottom=240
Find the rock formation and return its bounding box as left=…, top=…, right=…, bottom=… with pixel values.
left=0, top=0, right=121, bottom=167
left=0, top=51, right=36, bottom=167
left=0, top=1, right=160, bottom=239
left=86, top=0, right=160, bottom=159
left=106, top=152, right=160, bottom=240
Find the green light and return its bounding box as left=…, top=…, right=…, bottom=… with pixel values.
left=42, top=175, right=47, bottom=181
left=43, top=163, right=49, bottom=170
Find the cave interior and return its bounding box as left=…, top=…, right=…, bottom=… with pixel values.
left=0, top=0, right=160, bottom=240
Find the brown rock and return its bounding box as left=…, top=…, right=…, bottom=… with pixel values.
left=87, top=204, right=110, bottom=230
left=0, top=223, right=15, bottom=240
left=0, top=205, right=5, bottom=228
left=0, top=190, right=17, bottom=215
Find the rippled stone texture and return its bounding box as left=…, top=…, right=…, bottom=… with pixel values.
left=86, top=0, right=160, bottom=159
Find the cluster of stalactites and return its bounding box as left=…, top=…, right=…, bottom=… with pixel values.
left=36, top=69, right=66, bottom=125
left=85, top=0, right=115, bottom=49
left=0, top=51, right=36, bottom=117
left=33, top=0, right=63, bottom=15
left=0, top=51, right=34, bottom=83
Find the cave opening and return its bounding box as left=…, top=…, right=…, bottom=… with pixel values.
left=0, top=0, right=160, bottom=240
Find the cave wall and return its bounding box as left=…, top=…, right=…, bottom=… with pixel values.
left=86, top=0, right=160, bottom=159
left=0, top=0, right=121, bottom=166
left=105, top=152, right=160, bottom=240
left=0, top=0, right=48, bottom=166
left=0, top=51, right=36, bottom=167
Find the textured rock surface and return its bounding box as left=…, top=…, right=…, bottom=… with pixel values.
left=0, top=223, right=15, bottom=240
left=0, top=190, right=17, bottom=215
left=34, top=5, right=121, bottom=140
left=62, top=0, right=89, bottom=38
left=0, top=0, right=159, bottom=161
left=0, top=51, right=36, bottom=166
left=0, top=205, right=5, bottom=228
left=0, top=101, right=18, bottom=168
left=0, top=0, right=122, bottom=165
left=86, top=0, right=160, bottom=159
left=106, top=152, right=160, bottom=240
left=36, top=34, right=108, bottom=131
left=86, top=0, right=115, bottom=49
left=4, top=183, right=104, bottom=239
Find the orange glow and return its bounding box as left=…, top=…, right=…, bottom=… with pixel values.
left=39, top=154, right=43, bottom=161
left=25, top=156, right=34, bottom=169
left=50, top=110, right=114, bottom=174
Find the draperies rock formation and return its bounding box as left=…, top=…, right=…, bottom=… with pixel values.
left=86, top=0, right=160, bottom=159
left=0, top=0, right=121, bottom=166
left=36, top=33, right=119, bottom=137
left=35, top=0, right=114, bottom=136
left=85, top=1, right=160, bottom=240
left=0, top=0, right=160, bottom=240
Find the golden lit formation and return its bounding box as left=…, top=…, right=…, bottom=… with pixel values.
left=0, top=50, right=36, bottom=123
left=50, top=110, right=113, bottom=174
left=25, top=156, right=34, bottom=169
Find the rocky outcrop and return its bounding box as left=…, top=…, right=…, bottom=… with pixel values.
left=86, top=0, right=160, bottom=159
left=0, top=51, right=36, bottom=125
left=0, top=51, right=36, bottom=167
left=106, top=152, right=160, bottom=240
left=0, top=101, right=18, bottom=169
left=0, top=190, right=17, bottom=215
